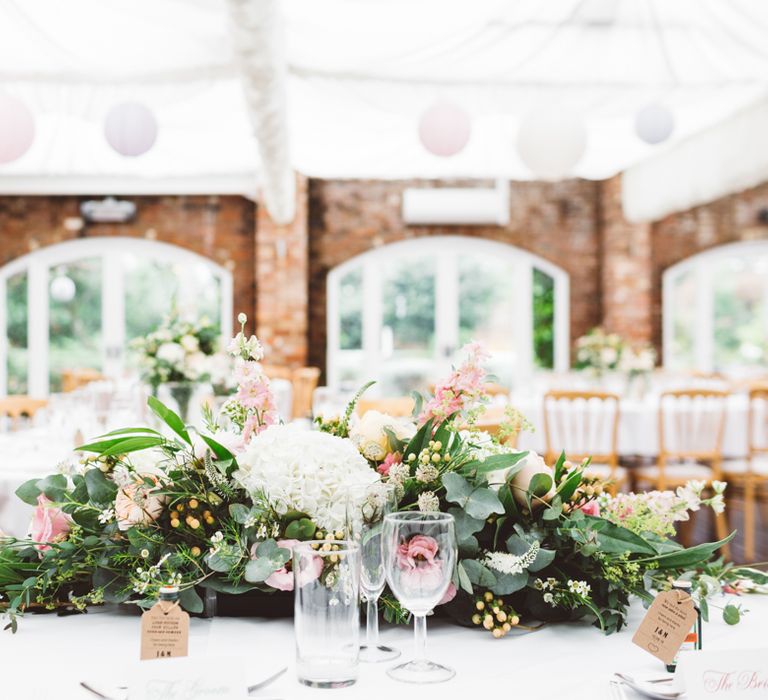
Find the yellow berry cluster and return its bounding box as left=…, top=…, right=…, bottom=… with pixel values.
left=471, top=591, right=520, bottom=639
left=407, top=440, right=450, bottom=466
left=82, top=454, right=120, bottom=473
left=308, top=529, right=347, bottom=563
left=169, top=499, right=216, bottom=534
left=558, top=461, right=605, bottom=513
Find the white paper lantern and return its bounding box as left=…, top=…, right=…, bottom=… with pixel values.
left=50, top=274, right=76, bottom=303
left=635, top=102, right=675, bottom=145
left=635, top=103, right=675, bottom=145
left=104, top=102, right=158, bottom=157
left=418, top=100, right=471, bottom=157
left=517, top=111, right=587, bottom=180
left=0, top=93, right=35, bottom=164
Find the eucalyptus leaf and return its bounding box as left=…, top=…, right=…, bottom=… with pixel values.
left=457, top=562, right=473, bottom=594
left=179, top=587, right=204, bottom=614
left=84, top=469, right=118, bottom=504
left=462, top=559, right=497, bottom=588
left=491, top=571, right=528, bottom=595
left=228, top=504, right=251, bottom=524
left=285, top=518, right=317, bottom=540
left=36, top=474, right=67, bottom=502
left=442, top=473, right=504, bottom=520
left=723, top=604, right=740, bottom=625
left=15, top=479, right=41, bottom=506
left=244, top=557, right=281, bottom=583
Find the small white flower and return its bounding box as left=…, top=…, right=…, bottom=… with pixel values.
left=415, top=463, right=439, bottom=483
left=484, top=541, right=540, bottom=575
left=711, top=480, right=727, bottom=495
left=98, top=508, right=116, bottom=524
left=238, top=312, right=247, bottom=325
left=140, top=549, right=150, bottom=558
left=417, top=491, right=440, bottom=513
left=543, top=592, right=555, bottom=606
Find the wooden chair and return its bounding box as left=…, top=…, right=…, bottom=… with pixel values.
left=542, top=390, right=627, bottom=494
left=357, top=396, right=415, bottom=418
left=722, top=384, right=768, bottom=562
left=61, top=368, right=104, bottom=393
left=291, top=367, right=321, bottom=419
left=261, top=364, right=293, bottom=382
left=0, top=396, right=48, bottom=431
left=634, top=388, right=730, bottom=554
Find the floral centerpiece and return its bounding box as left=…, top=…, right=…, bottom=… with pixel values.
left=131, top=309, right=221, bottom=420
left=574, top=327, right=626, bottom=376
left=1, top=316, right=764, bottom=635
left=619, top=343, right=657, bottom=398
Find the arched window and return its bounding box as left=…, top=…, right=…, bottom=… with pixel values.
left=0, top=238, right=232, bottom=396
left=663, top=241, right=768, bottom=373
left=327, top=236, right=569, bottom=394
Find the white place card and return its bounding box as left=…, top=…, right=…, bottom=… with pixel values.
left=678, top=649, right=768, bottom=699
left=129, top=656, right=246, bottom=700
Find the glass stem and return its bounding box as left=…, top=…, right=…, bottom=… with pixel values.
left=366, top=597, right=379, bottom=648
left=413, top=614, right=427, bottom=663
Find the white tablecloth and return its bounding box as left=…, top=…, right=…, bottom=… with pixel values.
left=0, top=428, right=76, bottom=538
left=1, top=594, right=765, bottom=699
left=515, top=393, right=750, bottom=459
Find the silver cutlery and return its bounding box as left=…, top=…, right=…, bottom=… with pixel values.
left=609, top=679, right=628, bottom=700
left=614, top=672, right=686, bottom=699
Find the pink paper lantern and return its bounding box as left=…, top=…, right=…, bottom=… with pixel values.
left=418, top=101, right=471, bottom=157
left=104, top=102, right=158, bottom=157
left=0, top=93, right=35, bottom=165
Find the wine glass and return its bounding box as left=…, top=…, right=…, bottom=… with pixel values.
left=382, top=511, right=456, bottom=683
left=346, top=482, right=401, bottom=662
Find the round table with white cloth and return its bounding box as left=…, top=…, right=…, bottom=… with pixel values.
left=514, top=392, right=750, bottom=459
left=0, top=594, right=765, bottom=699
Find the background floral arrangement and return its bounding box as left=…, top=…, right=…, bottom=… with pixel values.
left=131, top=308, right=221, bottom=391
left=1, top=318, right=765, bottom=635
left=574, top=327, right=627, bottom=375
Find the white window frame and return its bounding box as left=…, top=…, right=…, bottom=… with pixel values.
left=0, top=237, right=233, bottom=397
left=663, top=240, right=768, bottom=372
left=327, top=235, right=570, bottom=390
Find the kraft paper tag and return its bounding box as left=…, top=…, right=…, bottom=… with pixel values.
left=140, top=600, right=189, bottom=661
left=632, top=589, right=698, bottom=665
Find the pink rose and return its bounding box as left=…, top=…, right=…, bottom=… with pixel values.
left=397, top=534, right=439, bottom=569
left=258, top=539, right=323, bottom=592
left=578, top=500, right=601, bottom=517
left=438, top=581, right=457, bottom=605
left=396, top=534, right=452, bottom=599
left=378, top=452, right=401, bottom=477
left=30, top=495, right=72, bottom=553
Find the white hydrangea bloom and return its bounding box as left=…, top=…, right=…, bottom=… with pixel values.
left=235, top=425, right=379, bottom=531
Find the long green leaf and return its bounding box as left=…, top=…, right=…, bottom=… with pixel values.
left=459, top=451, right=528, bottom=477
left=101, top=435, right=167, bottom=456
left=586, top=517, right=657, bottom=555
left=638, top=533, right=735, bottom=568
left=148, top=395, right=192, bottom=445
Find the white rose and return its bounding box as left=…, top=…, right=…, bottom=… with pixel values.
left=350, top=410, right=416, bottom=461
left=180, top=334, right=199, bottom=353
left=507, top=451, right=555, bottom=507
left=156, top=342, right=185, bottom=366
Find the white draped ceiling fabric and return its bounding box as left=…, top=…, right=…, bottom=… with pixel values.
left=1, top=0, right=768, bottom=222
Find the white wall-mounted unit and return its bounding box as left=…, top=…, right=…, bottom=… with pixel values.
left=402, top=180, right=509, bottom=226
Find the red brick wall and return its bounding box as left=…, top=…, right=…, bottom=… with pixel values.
left=599, top=176, right=653, bottom=346
left=255, top=175, right=309, bottom=366
left=307, top=178, right=602, bottom=374
left=0, top=195, right=256, bottom=332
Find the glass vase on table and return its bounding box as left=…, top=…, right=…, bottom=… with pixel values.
left=294, top=540, right=362, bottom=688
left=346, top=482, right=401, bottom=663
left=382, top=511, right=457, bottom=684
